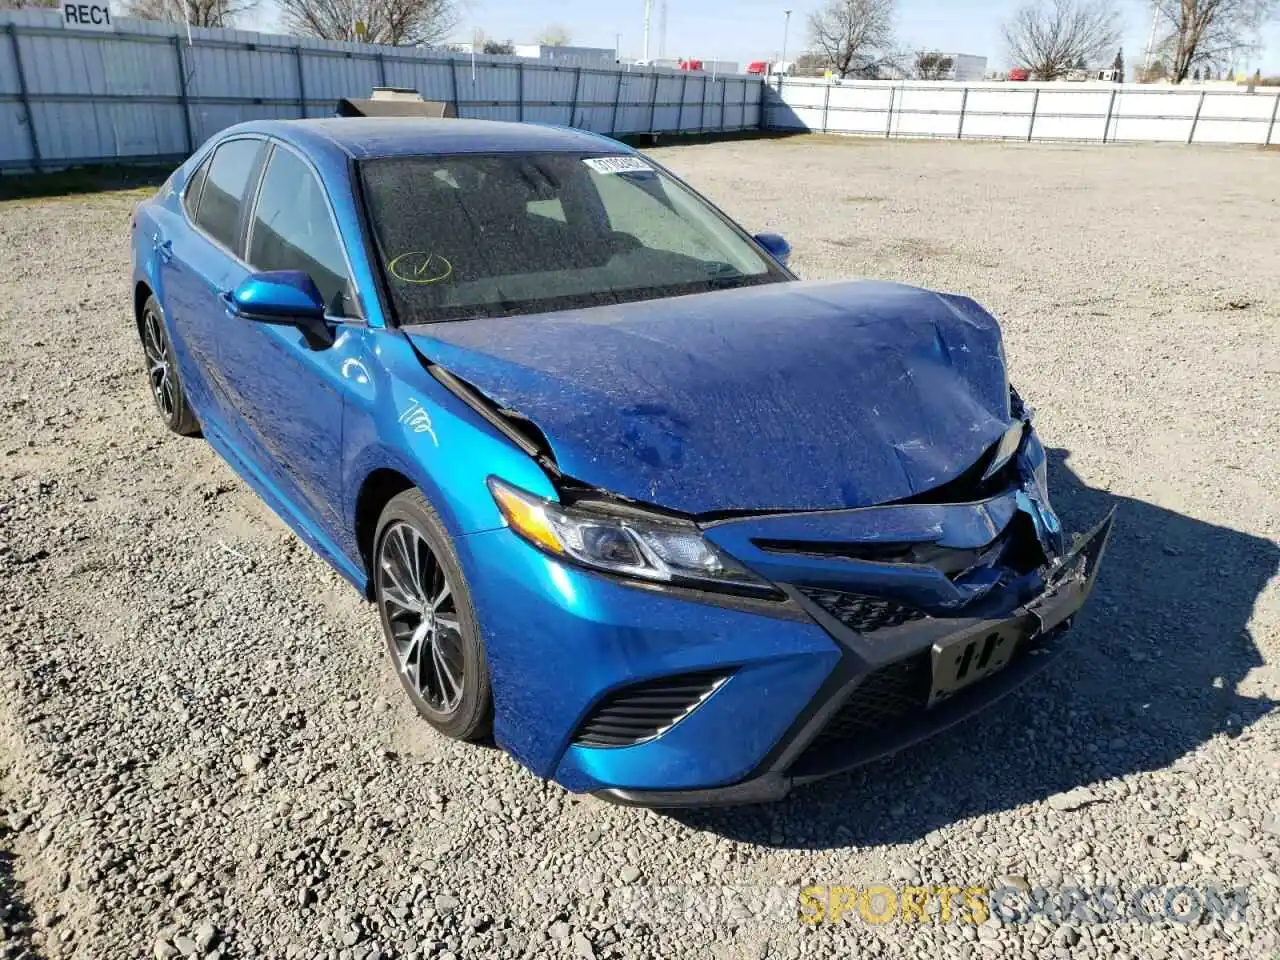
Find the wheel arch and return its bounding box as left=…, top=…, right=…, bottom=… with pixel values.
left=133, top=280, right=153, bottom=338
left=353, top=467, right=418, bottom=599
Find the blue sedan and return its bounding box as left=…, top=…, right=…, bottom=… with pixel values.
left=130, top=118, right=1112, bottom=805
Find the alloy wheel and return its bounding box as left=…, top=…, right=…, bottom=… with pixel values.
left=142, top=304, right=175, bottom=418
left=377, top=521, right=465, bottom=714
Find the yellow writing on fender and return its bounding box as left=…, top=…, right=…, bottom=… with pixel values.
left=799, top=885, right=991, bottom=925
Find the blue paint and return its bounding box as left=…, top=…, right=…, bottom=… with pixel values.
left=753, top=231, right=792, bottom=266
left=229, top=270, right=326, bottom=318
left=404, top=279, right=1012, bottom=514
left=130, top=117, right=1105, bottom=803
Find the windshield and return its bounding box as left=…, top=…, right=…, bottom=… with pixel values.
left=359, top=152, right=788, bottom=324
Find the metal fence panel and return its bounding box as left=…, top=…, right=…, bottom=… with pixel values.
left=0, top=101, right=31, bottom=163
left=34, top=100, right=185, bottom=159
left=299, top=51, right=381, bottom=102
left=192, top=101, right=283, bottom=145
left=0, top=10, right=762, bottom=171
left=766, top=77, right=1277, bottom=146
left=382, top=58, right=453, bottom=108
left=20, top=31, right=173, bottom=97
left=187, top=43, right=298, bottom=102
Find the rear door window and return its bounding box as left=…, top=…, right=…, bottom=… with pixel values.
left=193, top=138, right=264, bottom=253
left=246, top=145, right=356, bottom=317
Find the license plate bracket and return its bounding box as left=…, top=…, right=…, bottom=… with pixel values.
left=929, top=622, right=1026, bottom=707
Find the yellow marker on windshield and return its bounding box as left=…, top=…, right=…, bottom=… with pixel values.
left=388, top=251, right=453, bottom=284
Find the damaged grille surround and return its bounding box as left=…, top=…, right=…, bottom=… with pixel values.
left=796, top=589, right=928, bottom=633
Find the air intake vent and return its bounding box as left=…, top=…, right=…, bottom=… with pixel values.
left=811, top=653, right=932, bottom=746
left=798, top=589, right=927, bottom=633
left=573, top=670, right=729, bottom=747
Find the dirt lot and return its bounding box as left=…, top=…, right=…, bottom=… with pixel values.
left=1, top=136, right=1278, bottom=960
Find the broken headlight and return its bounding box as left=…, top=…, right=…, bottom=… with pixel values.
left=488, top=478, right=775, bottom=596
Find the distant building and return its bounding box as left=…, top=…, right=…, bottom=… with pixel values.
left=940, top=54, right=988, bottom=81
left=512, top=44, right=616, bottom=66
left=641, top=57, right=741, bottom=73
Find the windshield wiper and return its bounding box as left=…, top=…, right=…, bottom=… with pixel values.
left=700, top=262, right=754, bottom=289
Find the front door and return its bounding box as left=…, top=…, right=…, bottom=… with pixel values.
left=213, top=141, right=361, bottom=538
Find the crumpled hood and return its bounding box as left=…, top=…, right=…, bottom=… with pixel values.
left=405, top=279, right=1013, bottom=515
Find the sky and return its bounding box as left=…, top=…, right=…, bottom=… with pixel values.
left=407, top=0, right=1279, bottom=74
left=244, top=0, right=1280, bottom=74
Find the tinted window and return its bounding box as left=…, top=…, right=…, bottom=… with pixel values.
left=182, top=157, right=210, bottom=219
left=194, top=138, right=264, bottom=252
left=247, top=146, right=354, bottom=317
left=360, top=153, right=784, bottom=325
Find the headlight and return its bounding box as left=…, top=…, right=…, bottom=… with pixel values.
left=488, top=478, right=775, bottom=596
left=981, top=421, right=1026, bottom=483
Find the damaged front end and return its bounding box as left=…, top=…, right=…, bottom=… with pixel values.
left=594, top=420, right=1114, bottom=806
left=414, top=337, right=1114, bottom=804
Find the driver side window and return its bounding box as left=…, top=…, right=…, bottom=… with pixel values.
left=247, top=145, right=356, bottom=318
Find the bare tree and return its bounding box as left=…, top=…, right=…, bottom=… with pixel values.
left=482, top=39, right=514, bottom=55
left=1002, top=0, right=1120, bottom=80
left=1152, top=0, right=1276, bottom=83
left=279, top=0, right=455, bottom=46
left=792, top=50, right=833, bottom=76
left=807, top=0, right=897, bottom=78
left=913, top=50, right=954, bottom=79
left=534, top=24, right=572, bottom=46
left=128, top=0, right=256, bottom=27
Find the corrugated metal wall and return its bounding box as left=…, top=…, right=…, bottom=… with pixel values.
left=0, top=9, right=764, bottom=171
left=765, top=77, right=1280, bottom=146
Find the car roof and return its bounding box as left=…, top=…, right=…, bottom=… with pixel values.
left=220, top=117, right=631, bottom=162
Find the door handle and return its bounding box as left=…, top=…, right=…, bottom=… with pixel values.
left=154, top=238, right=174, bottom=263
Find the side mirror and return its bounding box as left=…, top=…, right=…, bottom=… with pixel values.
left=754, top=232, right=791, bottom=267
left=224, top=270, right=334, bottom=348
left=228, top=270, right=326, bottom=320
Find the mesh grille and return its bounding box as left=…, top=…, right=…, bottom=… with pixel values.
left=573, top=670, right=728, bottom=747
left=799, top=589, right=928, bottom=633
left=809, top=653, right=932, bottom=747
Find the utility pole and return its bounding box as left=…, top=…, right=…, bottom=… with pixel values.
left=781, top=9, right=792, bottom=68
left=642, top=0, right=652, bottom=61
left=659, top=0, right=668, bottom=59
left=1141, top=0, right=1159, bottom=77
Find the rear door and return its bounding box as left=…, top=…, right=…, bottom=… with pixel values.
left=213, top=140, right=360, bottom=534
left=163, top=136, right=266, bottom=439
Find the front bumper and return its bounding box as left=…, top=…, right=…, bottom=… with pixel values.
left=597, top=508, right=1114, bottom=807
left=459, top=427, right=1112, bottom=806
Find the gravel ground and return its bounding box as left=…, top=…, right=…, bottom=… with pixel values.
left=1, top=136, right=1278, bottom=960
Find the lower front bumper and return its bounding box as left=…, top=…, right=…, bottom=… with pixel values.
left=597, top=508, right=1114, bottom=807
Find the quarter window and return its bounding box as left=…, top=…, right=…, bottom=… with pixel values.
left=248, top=146, right=355, bottom=317
left=182, top=156, right=210, bottom=220
left=193, top=138, right=264, bottom=253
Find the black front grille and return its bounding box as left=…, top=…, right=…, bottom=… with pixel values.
left=573, top=670, right=728, bottom=747
left=809, top=653, right=932, bottom=747
left=799, top=589, right=928, bottom=633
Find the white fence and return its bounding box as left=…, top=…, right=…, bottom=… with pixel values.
left=0, top=9, right=763, bottom=172
left=765, top=77, right=1280, bottom=146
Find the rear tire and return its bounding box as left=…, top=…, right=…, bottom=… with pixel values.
left=373, top=489, right=493, bottom=742
left=140, top=294, right=200, bottom=436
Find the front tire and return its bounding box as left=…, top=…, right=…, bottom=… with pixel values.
left=373, top=490, right=492, bottom=742
left=140, top=294, right=199, bottom=436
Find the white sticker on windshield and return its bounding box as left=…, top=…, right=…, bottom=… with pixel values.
left=582, top=156, right=653, bottom=175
